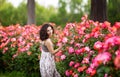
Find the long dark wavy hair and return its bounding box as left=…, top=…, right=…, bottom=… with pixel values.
left=39, top=23, right=54, bottom=41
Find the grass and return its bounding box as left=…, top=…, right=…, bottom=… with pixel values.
left=0, top=71, right=40, bottom=77
left=0, top=71, right=25, bottom=77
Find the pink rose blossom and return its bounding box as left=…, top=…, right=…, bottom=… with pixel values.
left=115, top=37, right=120, bottom=45
left=90, top=63, right=99, bottom=69
left=11, top=38, right=16, bottom=42
left=82, top=38, right=87, bottom=43
left=84, top=46, right=90, bottom=52
left=85, top=34, right=91, bottom=39
left=93, top=52, right=111, bottom=65
left=75, top=49, right=81, bottom=55
left=55, top=51, right=62, bottom=56
left=86, top=67, right=96, bottom=76
left=78, top=30, right=85, bottom=35
left=65, top=70, right=70, bottom=76
left=61, top=55, right=66, bottom=60
left=2, top=47, right=8, bottom=54
left=74, top=62, right=80, bottom=68
left=114, top=55, right=120, bottom=68
left=57, top=42, right=62, bottom=47
left=94, top=41, right=103, bottom=50
left=62, top=37, right=68, bottom=43
left=115, top=49, right=120, bottom=56
left=12, top=53, right=18, bottom=58
left=75, top=48, right=85, bottom=55
left=82, top=57, right=89, bottom=64
left=114, top=22, right=120, bottom=28
left=64, top=30, right=69, bottom=36
left=104, top=73, right=108, bottom=77
left=86, top=67, right=93, bottom=74
left=68, top=47, right=74, bottom=54
left=73, top=74, right=78, bottom=77
left=105, top=36, right=117, bottom=46
left=77, top=66, right=87, bottom=72
left=70, top=40, right=74, bottom=44
left=69, top=61, right=75, bottom=67
left=74, top=43, right=80, bottom=48
left=93, top=32, right=100, bottom=38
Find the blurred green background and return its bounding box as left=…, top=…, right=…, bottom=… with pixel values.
left=0, top=0, right=120, bottom=27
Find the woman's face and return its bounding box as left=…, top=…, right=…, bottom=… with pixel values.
left=47, top=26, right=53, bottom=37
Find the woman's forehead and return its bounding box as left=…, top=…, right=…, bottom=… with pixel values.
left=47, top=26, right=52, bottom=29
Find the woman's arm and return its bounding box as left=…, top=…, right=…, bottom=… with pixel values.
left=45, top=39, right=62, bottom=54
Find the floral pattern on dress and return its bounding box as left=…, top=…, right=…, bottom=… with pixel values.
left=40, top=45, right=61, bottom=77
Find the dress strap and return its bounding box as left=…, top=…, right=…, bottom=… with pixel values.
left=41, top=41, right=45, bottom=45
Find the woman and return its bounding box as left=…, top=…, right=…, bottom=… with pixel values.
left=39, top=23, right=63, bottom=77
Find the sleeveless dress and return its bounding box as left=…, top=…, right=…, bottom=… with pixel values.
left=40, top=44, right=61, bottom=77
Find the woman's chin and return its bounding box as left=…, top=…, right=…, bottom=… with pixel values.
left=49, top=34, right=52, bottom=37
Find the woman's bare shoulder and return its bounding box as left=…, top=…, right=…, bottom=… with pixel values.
left=45, top=38, right=51, bottom=42
left=45, top=39, right=52, bottom=45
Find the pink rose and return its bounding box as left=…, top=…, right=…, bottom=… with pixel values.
left=74, top=63, right=80, bottom=68
left=94, top=41, right=103, bottom=50
left=69, top=61, right=75, bottom=67
left=61, top=55, right=66, bottom=60
left=68, top=47, right=74, bottom=54
left=73, top=74, right=78, bottom=77
left=62, top=37, right=68, bottom=43
left=114, top=55, right=120, bottom=68
left=65, top=70, right=70, bottom=76
left=55, top=51, right=62, bottom=56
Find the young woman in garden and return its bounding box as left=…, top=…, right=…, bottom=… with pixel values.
left=39, top=23, right=64, bottom=77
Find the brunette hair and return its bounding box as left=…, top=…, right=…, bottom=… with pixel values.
left=39, top=23, right=54, bottom=41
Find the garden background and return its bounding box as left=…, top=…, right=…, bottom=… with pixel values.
left=0, top=0, right=120, bottom=77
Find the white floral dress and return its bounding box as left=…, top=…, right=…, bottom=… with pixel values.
left=40, top=44, right=61, bottom=77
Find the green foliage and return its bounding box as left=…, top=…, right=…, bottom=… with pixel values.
left=0, top=1, right=58, bottom=26
left=0, top=71, right=26, bottom=77
left=96, top=65, right=111, bottom=77
left=0, top=71, right=40, bottom=77
left=0, top=2, right=15, bottom=26
left=36, top=3, right=57, bottom=25
left=0, top=2, right=27, bottom=26
left=108, top=0, right=120, bottom=25
left=0, top=49, right=5, bottom=71
left=56, top=0, right=87, bottom=27
left=0, top=0, right=6, bottom=7
left=68, top=0, right=83, bottom=13
left=0, top=0, right=90, bottom=27
left=1, top=43, right=40, bottom=76
left=15, top=2, right=27, bottom=26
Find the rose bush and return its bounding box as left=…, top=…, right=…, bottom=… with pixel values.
left=0, top=15, right=120, bottom=77
left=0, top=24, right=41, bottom=76
left=54, top=15, right=120, bottom=77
